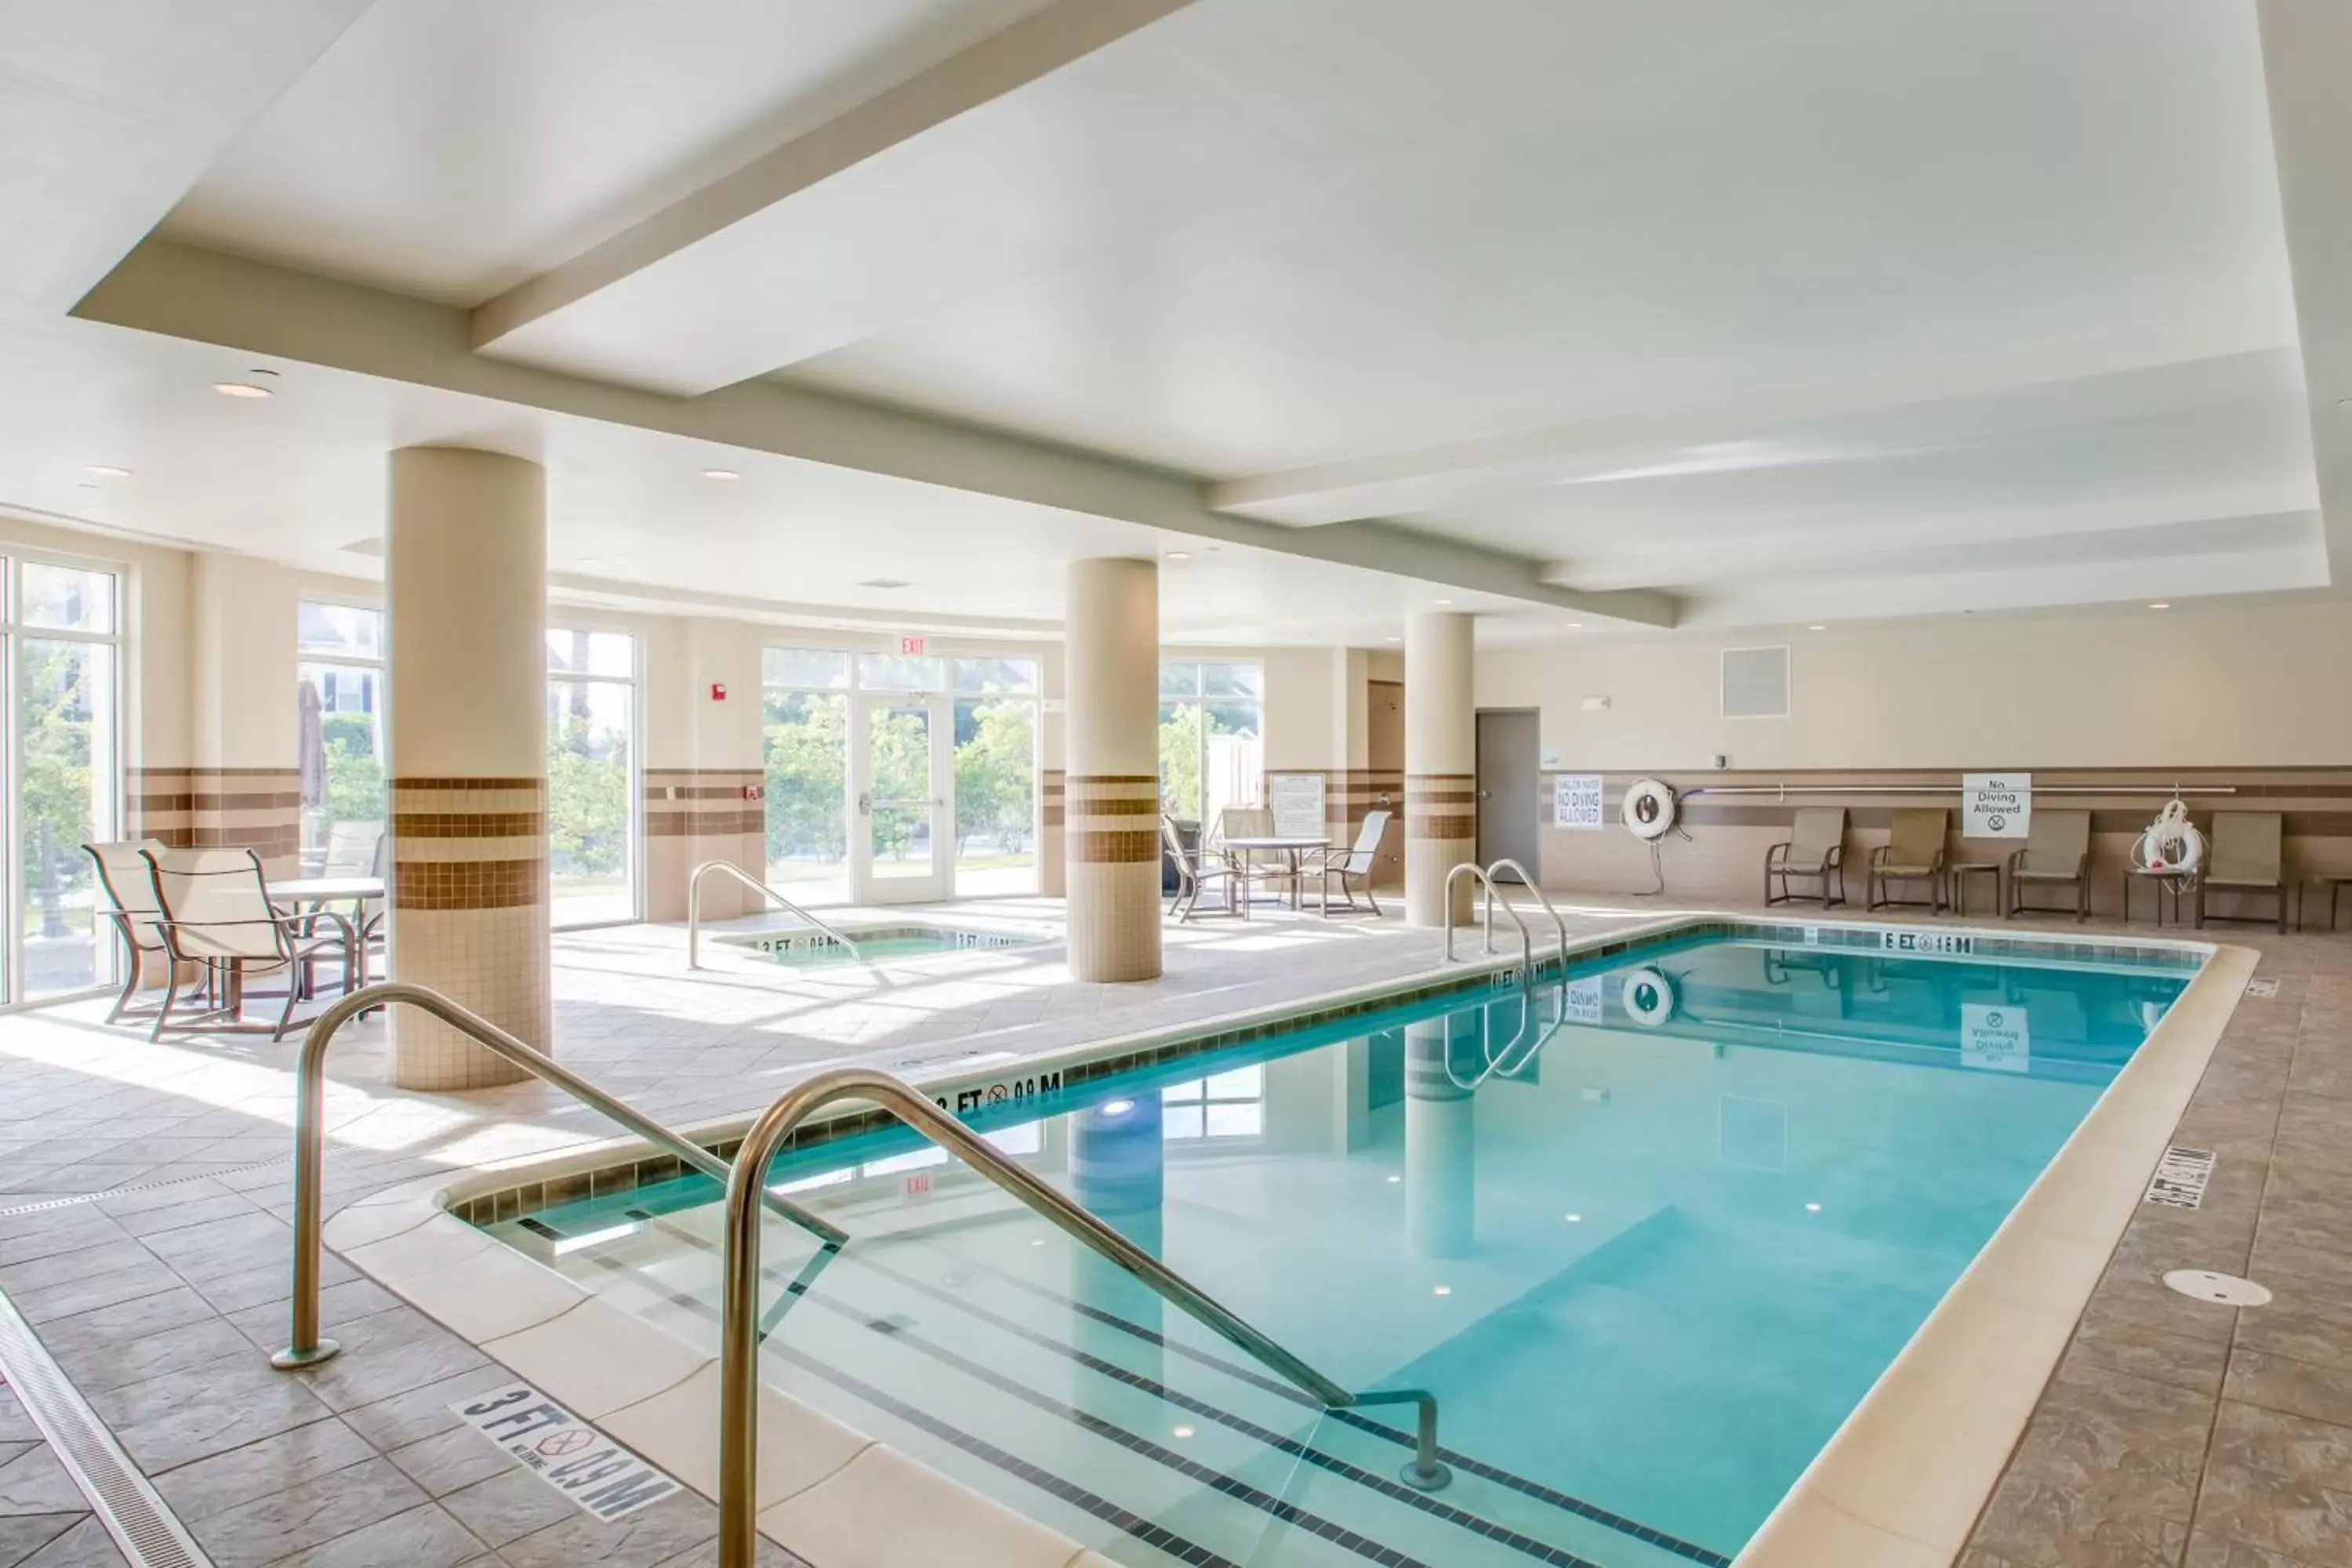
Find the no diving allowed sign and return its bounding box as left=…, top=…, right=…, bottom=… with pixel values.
left=1963, top=773, right=2032, bottom=839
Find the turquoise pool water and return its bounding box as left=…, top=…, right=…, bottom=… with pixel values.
left=720, top=922, right=1040, bottom=966
left=485, top=932, right=2194, bottom=1567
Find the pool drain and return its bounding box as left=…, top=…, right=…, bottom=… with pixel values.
left=2163, top=1269, right=2271, bottom=1307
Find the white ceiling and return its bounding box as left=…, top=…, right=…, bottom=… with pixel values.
left=1, top=0, right=2345, bottom=640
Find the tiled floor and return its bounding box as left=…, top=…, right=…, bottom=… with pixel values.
left=0, top=893, right=2342, bottom=1566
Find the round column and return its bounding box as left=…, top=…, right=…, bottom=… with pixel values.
left=1065, top=557, right=1163, bottom=982
left=1405, top=611, right=1476, bottom=926
left=386, top=446, right=550, bottom=1089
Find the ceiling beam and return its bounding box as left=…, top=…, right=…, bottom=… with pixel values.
left=467, top=0, right=1196, bottom=392
left=2256, top=0, right=2352, bottom=586
left=77, top=240, right=1678, bottom=627
left=1207, top=318, right=2293, bottom=527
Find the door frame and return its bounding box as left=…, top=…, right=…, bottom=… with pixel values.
left=851, top=691, right=951, bottom=903
left=1473, top=706, right=1541, bottom=883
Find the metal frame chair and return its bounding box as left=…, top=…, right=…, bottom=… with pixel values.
left=1868, top=808, right=1949, bottom=913
left=84, top=839, right=171, bottom=1024
left=141, top=846, right=356, bottom=1041
left=1163, top=815, right=1245, bottom=923
left=1309, top=809, right=1392, bottom=916
left=2198, top=812, right=2288, bottom=934
left=1764, top=807, right=1848, bottom=906
left=2005, top=810, right=2091, bottom=921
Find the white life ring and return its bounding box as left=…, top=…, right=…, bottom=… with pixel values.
left=1621, top=778, right=1678, bottom=840
left=1621, top=967, right=1676, bottom=1027
left=2132, top=798, right=2205, bottom=877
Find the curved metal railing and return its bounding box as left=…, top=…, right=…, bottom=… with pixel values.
left=688, top=861, right=862, bottom=970
left=1484, top=858, right=1570, bottom=975
left=269, top=982, right=847, bottom=1372
left=717, top=1068, right=1452, bottom=1566
left=1442, top=862, right=1532, bottom=967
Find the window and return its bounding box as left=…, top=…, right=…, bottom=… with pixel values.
left=1157, top=660, right=1263, bottom=826
left=5, top=556, right=122, bottom=1001
left=764, top=644, right=1040, bottom=900
left=296, top=601, right=387, bottom=869
left=1161, top=1065, right=1265, bottom=1141
left=546, top=628, right=638, bottom=925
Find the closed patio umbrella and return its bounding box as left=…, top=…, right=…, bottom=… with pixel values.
left=298, top=677, right=325, bottom=808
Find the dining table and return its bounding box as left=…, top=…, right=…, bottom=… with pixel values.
left=1217, top=836, right=1332, bottom=912
left=272, top=875, right=387, bottom=987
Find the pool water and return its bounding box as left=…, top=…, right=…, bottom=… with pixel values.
left=721, top=922, right=1039, bottom=966
left=484, top=934, right=2193, bottom=1567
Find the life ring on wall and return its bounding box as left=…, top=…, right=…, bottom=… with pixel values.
left=1621, top=967, right=1677, bottom=1027
left=2132, top=798, right=2205, bottom=877
left=1621, top=778, right=1679, bottom=840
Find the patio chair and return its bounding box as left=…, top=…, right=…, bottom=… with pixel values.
left=2199, top=812, right=2287, bottom=933
left=1310, top=810, right=1392, bottom=917
left=1869, top=808, right=1948, bottom=913
left=2005, top=810, right=2091, bottom=922
left=140, top=846, right=356, bottom=1041
left=1214, top=805, right=1279, bottom=900
left=321, top=819, right=385, bottom=877
left=84, top=839, right=171, bottom=1025
left=1164, top=815, right=1245, bottom=923
left=1764, top=808, right=1848, bottom=907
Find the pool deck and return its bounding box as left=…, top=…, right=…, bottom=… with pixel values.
left=0, top=894, right=2343, bottom=1566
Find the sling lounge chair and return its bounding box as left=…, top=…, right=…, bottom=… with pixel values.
left=1164, top=816, right=1245, bottom=924
left=1869, top=808, right=1948, bottom=913
left=2198, top=812, right=2287, bottom=933
left=85, top=839, right=171, bottom=1024
left=2005, top=810, right=2091, bottom=921
left=1765, top=808, right=1848, bottom=907
left=1310, top=809, right=1392, bottom=917
left=143, top=846, right=356, bottom=1040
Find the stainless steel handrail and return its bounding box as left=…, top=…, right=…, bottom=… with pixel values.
left=269, top=982, right=848, bottom=1372
left=688, top=860, right=863, bottom=970
left=1484, top=858, right=1569, bottom=975
left=717, top=1068, right=1451, bottom=1566
left=1442, top=862, right=1532, bottom=966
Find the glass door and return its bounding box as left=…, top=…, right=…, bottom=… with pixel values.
left=854, top=694, right=948, bottom=902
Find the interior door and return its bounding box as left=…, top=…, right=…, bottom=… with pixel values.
left=853, top=694, right=949, bottom=902
left=1475, top=709, right=1541, bottom=881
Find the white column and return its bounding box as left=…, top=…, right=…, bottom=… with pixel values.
left=1064, top=557, right=1163, bottom=982
left=1405, top=1018, right=1477, bottom=1258
left=1405, top=611, right=1476, bottom=926
left=386, top=446, right=550, bottom=1090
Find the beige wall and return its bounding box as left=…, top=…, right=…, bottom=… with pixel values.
left=1477, top=600, right=2352, bottom=909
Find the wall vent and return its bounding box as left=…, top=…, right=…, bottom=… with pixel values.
left=1721, top=645, right=1791, bottom=720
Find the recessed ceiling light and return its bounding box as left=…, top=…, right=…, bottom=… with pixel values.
left=858, top=578, right=914, bottom=590
left=1432, top=1285, right=1453, bottom=1297
left=1807, top=623, right=1827, bottom=632
left=212, top=381, right=273, bottom=399
left=1804, top=1202, right=1823, bottom=1214
left=1384, top=636, right=1401, bottom=644
left=700, top=468, right=740, bottom=481
left=1564, top=1212, right=1582, bottom=1223
left=2148, top=602, right=2171, bottom=611
left=1164, top=550, right=1191, bottom=561
left=1432, top=597, right=1454, bottom=607
left=1566, top=622, right=1583, bottom=630
left=83, top=464, right=131, bottom=478
left=1101, top=1098, right=1135, bottom=1117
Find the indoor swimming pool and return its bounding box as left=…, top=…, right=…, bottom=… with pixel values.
left=478, top=930, right=2199, bottom=1567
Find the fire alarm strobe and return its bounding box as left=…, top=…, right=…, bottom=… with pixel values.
left=710, top=682, right=727, bottom=700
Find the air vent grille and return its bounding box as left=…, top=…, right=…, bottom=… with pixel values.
left=1721, top=645, right=1791, bottom=720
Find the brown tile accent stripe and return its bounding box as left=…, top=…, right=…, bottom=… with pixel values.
left=391, top=811, right=544, bottom=839
left=394, top=858, right=546, bottom=910
left=646, top=811, right=764, bottom=837
left=1041, top=769, right=1067, bottom=829
left=1067, top=774, right=1160, bottom=784
left=1068, top=774, right=1162, bottom=863
left=1072, top=829, right=1160, bottom=863
left=1407, top=771, right=1475, bottom=840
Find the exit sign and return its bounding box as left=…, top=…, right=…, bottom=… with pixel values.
left=898, top=634, right=927, bottom=656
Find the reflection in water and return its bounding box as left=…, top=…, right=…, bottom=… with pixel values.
left=1405, top=1016, right=1478, bottom=1258
left=1072, top=1094, right=1167, bottom=1367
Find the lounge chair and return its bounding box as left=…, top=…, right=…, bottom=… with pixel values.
left=1163, top=816, right=1245, bottom=923
left=2198, top=812, right=2287, bottom=933
left=2005, top=810, right=2091, bottom=922
left=1869, top=808, right=1948, bottom=913
left=141, top=846, right=356, bottom=1040
left=1765, top=808, right=1848, bottom=907
left=321, top=819, right=385, bottom=877
left=84, top=839, right=171, bottom=1024
left=1214, top=806, right=1278, bottom=900
left=1310, top=810, right=1392, bottom=917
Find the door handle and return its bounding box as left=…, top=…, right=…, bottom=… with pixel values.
left=857, top=792, right=871, bottom=815
left=1478, top=789, right=1492, bottom=800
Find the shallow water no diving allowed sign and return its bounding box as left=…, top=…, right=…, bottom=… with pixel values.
left=1962, top=773, right=2032, bottom=838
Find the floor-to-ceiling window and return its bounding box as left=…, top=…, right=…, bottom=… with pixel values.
left=296, top=601, right=387, bottom=871
left=952, top=656, right=1039, bottom=897
left=1156, top=659, right=1263, bottom=826
left=761, top=647, right=851, bottom=906
left=546, top=627, right=638, bottom=926
left=6, top=555, right=121, bottom=1001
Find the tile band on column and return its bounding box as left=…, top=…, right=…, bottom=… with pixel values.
left=389, top=775, right=551, bottom=1089
left=1406, top=773, right=1477, bottom=840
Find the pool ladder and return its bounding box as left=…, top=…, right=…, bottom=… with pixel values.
left=269, top=982, right=851, bottom=1371
left=714, top=1069, right=1454, bottom=1566
left=687, top=859, right=863, bottom=969
left=1441, top=858, right=1570, bottom=973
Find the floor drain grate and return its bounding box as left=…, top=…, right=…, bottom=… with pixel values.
left=0, top=1287, right=213, bottom=1566
left=2164, top=1269, right=2272, bottom=1307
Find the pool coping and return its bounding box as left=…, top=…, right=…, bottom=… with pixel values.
left=315, top=911, right=2234, bottom=1568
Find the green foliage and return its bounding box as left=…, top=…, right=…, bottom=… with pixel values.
left=546, top=712, right=629, bottom=877
left=1159, top=702, right=1205, bottom=821
left=954, top=700, right=1035, bottom=853
left=764, top=691, right=848, bottom=865
left=319, top=712, right=386, bottom=826
left=17, top=640, right=97, bottom=914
